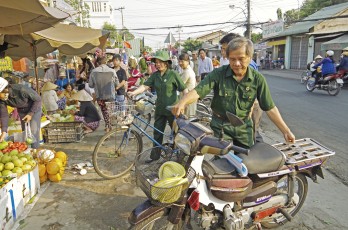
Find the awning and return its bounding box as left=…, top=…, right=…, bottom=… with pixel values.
left=0, top=0, right=69, bottom=35
left=267, top=40, right=286, bottom=46
left=314, top=33, right=344, bottom=40
left=321, top=34, right=348, bottom=51
left=2, top=23, right=109, bottom=60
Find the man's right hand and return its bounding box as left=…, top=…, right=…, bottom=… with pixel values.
left=172, top=102, right=186, bottom=118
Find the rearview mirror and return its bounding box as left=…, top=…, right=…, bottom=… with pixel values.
left=226, top=112, right=244, bottom=127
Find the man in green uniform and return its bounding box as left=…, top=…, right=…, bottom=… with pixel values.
left=129, top=51, right=187, bottom=160
left=172, top=37, right=295, bottom=148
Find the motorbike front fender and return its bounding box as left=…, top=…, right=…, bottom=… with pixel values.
left=128, top=199, right=168, bottom=225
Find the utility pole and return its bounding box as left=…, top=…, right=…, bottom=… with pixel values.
left=114, top=7, right=125, bottom=40
left=79, top=0, right=83, bottom=27
left=246, top=0, right=251, bottom=39
left=177, top=25, right=183, bottom=55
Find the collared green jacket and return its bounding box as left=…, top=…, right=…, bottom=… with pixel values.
left=195, top=65, right=275, bottom=148
left=144, top=69, right=186, bottom=116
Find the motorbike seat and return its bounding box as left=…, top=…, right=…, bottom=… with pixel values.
left=238, top=142, right=285, bottom=174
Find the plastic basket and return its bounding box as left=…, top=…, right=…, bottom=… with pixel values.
left=135, top=99, right=154, bottom=115
left=43, top=122, right=84, bottom=143
left=105, top=100, right=136, bottom=125
left=135, top=147, right=195, bottom=206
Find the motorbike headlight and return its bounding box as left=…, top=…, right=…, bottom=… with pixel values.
left=174, top=133, right=192, bottom=155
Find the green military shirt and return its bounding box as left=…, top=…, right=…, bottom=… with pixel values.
left=195, top=65, right=275, bottom=148
left=144, top=69, right=186, bottom=116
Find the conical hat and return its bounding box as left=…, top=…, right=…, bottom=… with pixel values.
left=72, top=90, right=93, bottom=101
left=41, top=82, right=57, bottom=92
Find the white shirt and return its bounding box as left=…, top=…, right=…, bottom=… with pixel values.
left=220, top=57, right=229, bottom=66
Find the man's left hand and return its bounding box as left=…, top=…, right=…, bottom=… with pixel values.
left=22, top=114, right=32, bottom=123
left=284, top=130, right=295, bottom=144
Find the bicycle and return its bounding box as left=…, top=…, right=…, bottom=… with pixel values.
left=300, top=70, right=311, bottom=84
left=92, top=96, right=176, bottom=179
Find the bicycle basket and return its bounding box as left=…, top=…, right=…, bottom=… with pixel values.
left=135, top=99, right=154, bottom=115
left=105, top=100, right=136, bottom=125
left=135, top=147, right=196, bottom=206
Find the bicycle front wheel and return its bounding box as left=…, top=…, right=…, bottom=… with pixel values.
left=93, top=128, right=143, bottom=179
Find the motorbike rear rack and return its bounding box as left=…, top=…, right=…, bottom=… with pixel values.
left=272, top=138, right=335, bottom=164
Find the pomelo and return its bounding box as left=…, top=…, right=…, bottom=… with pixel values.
left=5, top=162, right=14, bottom=170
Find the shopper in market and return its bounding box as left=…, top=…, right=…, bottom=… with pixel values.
left=71, top=90, right=101, bottom=134
left=178, top=53, right=196, bottom=118
left=0, top=77, right=42, bottom=149
left=41, top=82, right=59, bottom=115
left=128, top=50, right=187, bottom=161
left=89, top=56, right=119, bottom=132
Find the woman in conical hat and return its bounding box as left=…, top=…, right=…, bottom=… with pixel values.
left=71, top=90, right=101, bottom=134
left=41, top=82, right=59, bottom=115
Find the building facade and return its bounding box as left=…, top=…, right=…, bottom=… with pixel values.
left=84, top=0, right=114, bottom=29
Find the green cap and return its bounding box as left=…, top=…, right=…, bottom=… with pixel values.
left=151, top=50, right=172, bottom=64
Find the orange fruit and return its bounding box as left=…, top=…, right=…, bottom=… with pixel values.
left=38, top=164, right=46, bottom=177
left=46, top=161, right=60, bottom=175
left=48, top=173, right=62, bottom=182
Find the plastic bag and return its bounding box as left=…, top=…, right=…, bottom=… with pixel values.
left=25, top=122, right=36, bottom=146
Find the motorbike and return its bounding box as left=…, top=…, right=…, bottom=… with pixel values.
left=306, top=72, right=344, bottom=96
left=128, top=112, right=335, bottom=230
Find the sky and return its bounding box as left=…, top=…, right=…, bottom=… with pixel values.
left=110, top=0, right=305, bottom=49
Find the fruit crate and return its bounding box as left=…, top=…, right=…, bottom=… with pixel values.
left=43, top=122, right=84, bottom=143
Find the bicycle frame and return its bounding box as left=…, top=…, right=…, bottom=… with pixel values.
left=129, top=113, right=174, bottom=151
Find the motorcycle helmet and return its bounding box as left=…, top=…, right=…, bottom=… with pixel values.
left=0, top=77, right=8, bottom=92
left=326, top=50, right=334, bottom=56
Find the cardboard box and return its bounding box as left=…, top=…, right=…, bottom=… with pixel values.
left=17, top=164, right=40, bottom=204
left=0, top=177, right=25, bottom=230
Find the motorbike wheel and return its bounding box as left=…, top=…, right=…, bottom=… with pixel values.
left=129, top=210, right=183, bottom=230
left=327, top=80, right=341, bottom=96
left=261, top=174, right=308, bottom=228
left=306, top=77, right=316, bottom=92
left=300, top=71, right=309, bottom=84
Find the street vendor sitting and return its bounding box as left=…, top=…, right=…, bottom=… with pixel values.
left=41, top=82, right=59, bottom=115
left=57, top=83, right=77, bottom=110
left=71, top=90, right=101, bottom=134
left=0, top=77, right=42, bottom=149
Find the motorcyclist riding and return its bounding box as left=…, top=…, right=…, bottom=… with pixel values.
left=337, top=47, right=348, bottom=73
left=313, top=50, right=336, bottom=87
left=310, top=55, right=322, bottom=77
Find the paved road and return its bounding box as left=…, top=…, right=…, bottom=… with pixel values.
left=261, top=70, right=348, bottom=185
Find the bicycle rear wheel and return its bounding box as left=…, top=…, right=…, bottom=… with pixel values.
left=93, top=128, right=143, bottom=179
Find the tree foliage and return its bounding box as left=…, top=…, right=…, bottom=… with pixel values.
left=102, top=22, right=121, bottom=48
left=182, top=39, right=203, bottom=52
left=64, top=0, right=90, bottom=27
left=283, top=0, right=347, bottom=26
left=251, top=33, right=262, bottom=43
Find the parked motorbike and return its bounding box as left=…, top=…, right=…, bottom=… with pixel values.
left=306, top=72, right=344, bottom=96
left=129, top=112, right=335, bottom=230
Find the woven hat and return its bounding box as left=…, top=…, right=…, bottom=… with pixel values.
left=0, top=77, right=8, bottom=92
left=314, top=55, right=322, bottom=59
left=151, top=50, right=172, bottom=64
left=71, top=89, right=93, bottom=101
left=343, top=46, right=348, bottom=51
left=41, top=82, right=58, bottom=92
